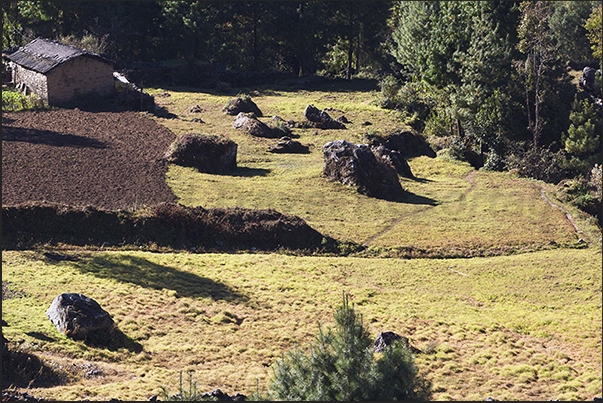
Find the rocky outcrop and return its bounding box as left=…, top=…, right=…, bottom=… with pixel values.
left=371, top=145, right=414, bottom=179
left=323, top=140, right=404, bottom=198
left=579, top=66, right=602, bottom=107
left=223, top=97, right=263, bottom=117
left=580, top=67, right=600, bottom=95
left=46, top=293, right=114, bottom=342
left=164, top=133, right=237, bottom=173
left=269, top=137, right=309, bottom=153
left=304, top=104, right=346, bottom=129
left=232, top=112, right=280, bottom=138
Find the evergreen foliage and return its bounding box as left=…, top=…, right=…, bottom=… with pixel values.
left=584, top=3, right=602, bottom=67
left=562, top=93, right=603, bottom=175
left=549, top=1, right=599, bottom=66
left=265, top=293, right=431, bottom=401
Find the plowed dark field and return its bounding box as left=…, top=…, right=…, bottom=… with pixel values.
left=2, top=109, right=178, bottom=209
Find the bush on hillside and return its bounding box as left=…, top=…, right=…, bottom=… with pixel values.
left=263, top=293, right=432, bottom=401
left=2, top=89, right=48, bottom=112
left=504, top=146, right=570, bottom=184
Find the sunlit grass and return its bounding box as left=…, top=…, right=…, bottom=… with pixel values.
left=3, top=82, right=601, bottom=401
left=2, top=246, right=601, bottom=401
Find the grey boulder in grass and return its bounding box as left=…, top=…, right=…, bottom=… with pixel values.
left=46, top=293, right=114, bottom=341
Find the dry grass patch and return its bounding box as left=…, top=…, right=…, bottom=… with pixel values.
left=2, top=246, right=601, bottom=401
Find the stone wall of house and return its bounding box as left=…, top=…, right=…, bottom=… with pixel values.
left=10, top=64, right=49, bottom=100
left=46, top=56, right=114, bottom=105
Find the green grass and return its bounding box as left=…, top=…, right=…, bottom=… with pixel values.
left=2, top=247, right=601, bottom=401
left=155, top=85, right=581, bottom=256
left=3, top=81, right=602, bottom=401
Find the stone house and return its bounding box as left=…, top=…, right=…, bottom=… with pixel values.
left=6, top=38, right=114, bottom=105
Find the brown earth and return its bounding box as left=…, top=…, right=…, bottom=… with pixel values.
left=2, top=109, right=178, bottom=210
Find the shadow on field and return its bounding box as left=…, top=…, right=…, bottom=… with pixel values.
left=2, top=126, right=107, bottom=149
left=71, top=254, right=248, bottom=303
left=373, top=190, right=438, bottom=205
left=25, top=331, right=57, bottom=342
left=402, top=191, right=439, bottom=206
left=223, top=166, right=271, bottom=177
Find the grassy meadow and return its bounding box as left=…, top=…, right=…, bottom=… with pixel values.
left=2, top=79, right=602, bottom=401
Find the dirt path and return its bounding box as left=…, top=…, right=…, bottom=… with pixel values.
left=362, top=170, right=477, bottom=246
left=538, top=185, right=589, bottom=243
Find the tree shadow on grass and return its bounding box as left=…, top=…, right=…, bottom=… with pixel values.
left=70, top=254, right=248, bottom=304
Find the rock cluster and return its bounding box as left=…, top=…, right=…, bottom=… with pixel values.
left=304, top=104, right=346, bottom=129
left=200, top=389, right=247, bottom=401
left=323, top=140, right=404, bottom=198
left=1, top=391, right=46, bottom=401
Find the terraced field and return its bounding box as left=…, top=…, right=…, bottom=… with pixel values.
left=2, top=80, right=601, bottom=401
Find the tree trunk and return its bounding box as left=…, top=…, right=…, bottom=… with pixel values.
left=346, top=39, right=353, bottom=80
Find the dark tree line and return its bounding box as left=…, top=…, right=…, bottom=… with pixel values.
left=2, top=1, right=393, bottom=77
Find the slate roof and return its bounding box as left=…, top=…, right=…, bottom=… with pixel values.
left=6, top=38, right=112, bottom=74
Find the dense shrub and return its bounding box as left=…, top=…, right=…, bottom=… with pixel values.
left=2, top=90, right=48, bottom=112
left=378, top=75, right=402, bottom=109
left=557, top=165, right=602, bottom=227
left=378, top=78, right=437, bottom=132
left=264, top=293, right=432, bottom=401
left=504, top=146, right=570, bottom=184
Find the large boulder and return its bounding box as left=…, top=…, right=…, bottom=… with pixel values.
left=232, top=112, right=279, bottom=138
left=323, top=140, right=404, bottom=198
left=46, top=293, right=114, bottom=341
left=164, top=133, right=237, bottom=173
left=222, top=97, right=263, bottom=117
left=366, top=131, right=436, bottom=158
left=371, top=145, right=414, bottom=179
left=304, top=104, right=346, bottom=129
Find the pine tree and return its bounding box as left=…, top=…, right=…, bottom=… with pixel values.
left=266, top=293, right=431, bottom=401
left=563, top=93, right=602, bottom=174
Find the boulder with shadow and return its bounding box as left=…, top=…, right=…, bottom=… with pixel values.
left=223, top=97, right=263, bottom=117
left=373, top=331, right=421, bottom=354
left=232, top=112, right=280, bottom=138
left=269, top=137, right=309, bottom=154
left=371, top=145, right=414, bottom=179
left=164, top=133, right=237, bottom=173
left=304, top=104, right=346, bottom=129
left=46, top=293, right=114, bottom=343
left=323, top=139, right=404, bottom=198
left=366, top=131, right=436, bottom=158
